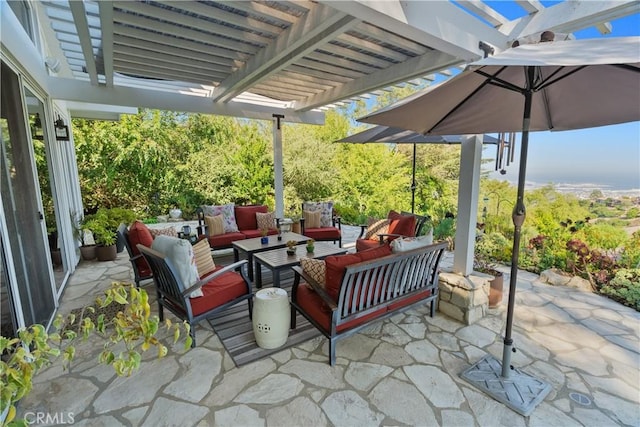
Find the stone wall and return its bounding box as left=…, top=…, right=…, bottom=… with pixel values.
left=438, top=270, right=490, bottom=325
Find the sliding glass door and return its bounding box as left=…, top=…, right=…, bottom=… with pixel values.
left=0, top=61, right=56, bottom=331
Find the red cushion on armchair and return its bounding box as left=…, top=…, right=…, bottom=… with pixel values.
left=387, top=211, right=417, bottom=238
left=128, top=221, right=153, bottom=274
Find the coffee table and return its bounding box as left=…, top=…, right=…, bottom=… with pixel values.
left=232, top=232, right=308, bottom=280
left=254, top=242, right=348, bottom=288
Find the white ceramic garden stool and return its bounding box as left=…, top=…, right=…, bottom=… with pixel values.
left=252, top=287, right=291, bottom=349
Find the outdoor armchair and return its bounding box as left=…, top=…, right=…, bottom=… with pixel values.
left=117, top=223, right=153, bottom=288
left=138, top=244, right=253, bottom=347
left=300, top=201, right=342, bottom=247
left=356, top=211, right=429, bottom=252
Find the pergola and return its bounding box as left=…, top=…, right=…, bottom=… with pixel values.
left=1, top=0, right=638, bottom=329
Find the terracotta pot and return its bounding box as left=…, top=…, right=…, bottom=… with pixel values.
left=488, top=271, right=503, bottom=308
left=95, top=244, right=117, bottom=261
left=80, top=245, right=96, bottom=260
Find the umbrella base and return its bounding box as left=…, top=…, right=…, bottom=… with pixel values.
left=460, top=355, right=552, bottom=416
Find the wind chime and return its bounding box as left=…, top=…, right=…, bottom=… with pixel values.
left=495, top=132, right=516, bottom=174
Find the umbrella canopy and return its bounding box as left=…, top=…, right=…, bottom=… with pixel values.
left=336, top=126, right=500, bottom=212
left=360, top=37, right=640, bottom=134
left=336, top=125, right=499, bottom=145
left=357, top=35, right=640, bottom=415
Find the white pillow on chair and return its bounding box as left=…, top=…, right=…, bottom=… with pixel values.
left=151, top=235, right=203, bottom=298
left=390, top=231, right=434, bottom=253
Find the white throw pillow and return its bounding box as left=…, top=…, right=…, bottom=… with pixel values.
left=151, top=235, right=203, bottom=298
left=390, top=231, right=434, bottom=253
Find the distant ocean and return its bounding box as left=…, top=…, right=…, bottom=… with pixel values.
left=504, top=179, right=640, bottom=198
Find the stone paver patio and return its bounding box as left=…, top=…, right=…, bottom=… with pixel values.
left=19, top=224, right=640, bottom=426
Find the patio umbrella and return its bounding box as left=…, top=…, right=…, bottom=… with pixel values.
left=359, top=36, right=640, bottom=415
left=336, top=126, right=499, bottom=212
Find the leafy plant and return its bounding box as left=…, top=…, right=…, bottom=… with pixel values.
left=599, top=269, right=640, bottom=310
left=83, top=207, right=135, bottom=246
left=0, top=283, right=190, bottom=426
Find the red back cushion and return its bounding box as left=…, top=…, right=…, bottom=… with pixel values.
left=324, top=244, right=392, bottom=301
left=129, top=221, right=153, bottom=254
left=234, top=205, right=267, bottom=230
left=387, top=211, right=417, bottom=238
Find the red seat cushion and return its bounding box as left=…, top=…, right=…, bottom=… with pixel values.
left=324, top=244, right=392, bottom=301
left=189, top=267, right=248, bottom=316
left=128, top=221, right=153, bottom=274
left=234, top=205, right=267, bottom=231
left=208, top=232, right=246, bottom=249
left=296, top=283, right=386, bottom=333
left=387, top=211, right=417, bottom=238
left=304, top=227, right=341, bottom=241
left=355, top=238, right=382, bottom=252
left=387, top=289, right=433, bottom=312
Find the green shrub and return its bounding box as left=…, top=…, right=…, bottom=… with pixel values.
left=600, top=269, right=640, bottom=311
left=627, top=207, right=640, bottom=218
left=576, top=222, right=628, bottom=250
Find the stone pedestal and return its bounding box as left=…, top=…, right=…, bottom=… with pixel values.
left=438, top=271, right=490, bottom=325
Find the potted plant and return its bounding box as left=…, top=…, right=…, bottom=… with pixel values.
left=306, top=238, right=315, bottom=253
left=83, top=209, right=118, bottom=261
left=260, top=228, right=269, bottom=244
left=474, top=232, right=509, bottom=308
left=106, top=208, right=136, bottom=253
left=83, top=208, right=136, bottom=261
left=0, top=282, right=190, bottom=425
left=71, top=210, right=96, bottom=260
left=286, top=240, right=297, bottom=256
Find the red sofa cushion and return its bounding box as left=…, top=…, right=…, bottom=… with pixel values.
left=324, top=244, right=392, bottom=301
left=355, top=238, right=382, bottom=252
left=234, top=205, right=267, bottom=231
left=128, top=221, right=153, bottom=274
left=190, top=267, right=248, bottom=316
left=387, top=289, right=433, bottom=312
left=304, top=227, right=341, bottom=241
left=296, top=283, right=386, bottom=333
left=387, top=211, right=417, bottom=238
left=207, top=232, right=246, bottom=249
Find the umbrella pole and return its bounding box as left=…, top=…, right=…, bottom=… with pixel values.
left=411, top=143, right=417, bottom=213
left=501, top=67, right=534, bottom=378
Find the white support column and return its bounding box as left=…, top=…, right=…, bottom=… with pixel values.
left=453, top=135, right=483, bottom=275
left=272, top=114, right=285, bottom=218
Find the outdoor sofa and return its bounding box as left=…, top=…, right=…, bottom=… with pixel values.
left=291, top=240, right=448, bottom=365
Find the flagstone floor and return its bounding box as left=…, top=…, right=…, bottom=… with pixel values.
left=19, top=225, right=639, bottom=426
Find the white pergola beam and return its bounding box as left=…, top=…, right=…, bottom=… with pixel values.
left=165, top=1, right=282, bottom=37
left=457, top=1, right=508, bottom=28
left=295, top=49, right=461, bottom=111
left=211, top=3, right=359, bottom=102
left=47, top=77, right=324, bottom=124
left=115, top=1, right=271, bottom=46
left=322, top=1, right=507, bottom=62
left=515, top=0, right=544, bottom=14
left=69, top=0, right=99, bottom=85
left=502, top=0, right=640, bottom=44
left=112, top=9, right=258, bottom=55
left=98, top=1, right=114, bottom=87
left=113, top=28, right=248, bottom=63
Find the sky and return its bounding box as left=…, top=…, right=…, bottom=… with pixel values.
left=482, top=2, right=640, bottom=193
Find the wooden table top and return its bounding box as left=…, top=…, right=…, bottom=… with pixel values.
left=232, top=232, right=308, bottom=253
left=254, top=242, right=347, bottom=269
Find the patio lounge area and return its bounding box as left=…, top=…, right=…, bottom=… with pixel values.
left=19, top=225, right=639, bottom=426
